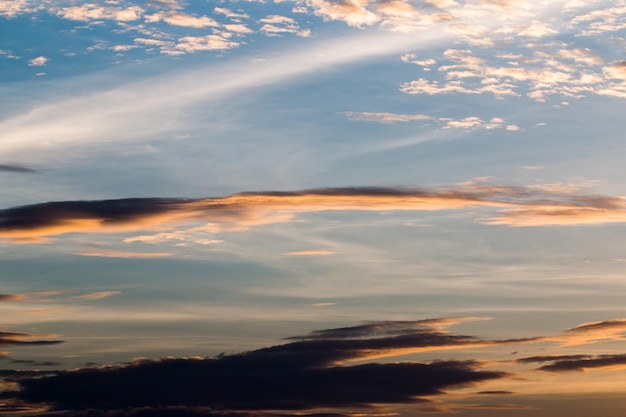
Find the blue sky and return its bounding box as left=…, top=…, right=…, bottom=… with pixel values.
left=1, top=1, right=626, bottom=416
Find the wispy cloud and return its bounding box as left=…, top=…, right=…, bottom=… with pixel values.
left=535, top=354, right=626, bottom=373
left=76, top=291, right=122, bottom=300
left=343, top=111, right=433, bottom=123
left=0, top=331, right=62, bottom=347
left=0, top=30, right=446, bottom=160
left=76, top=250, right=173, bottom=258
left=0, top=164, right=38, bottom=174
left=283, top=250, right=335, bottom=256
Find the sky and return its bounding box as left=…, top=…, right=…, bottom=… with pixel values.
left=1, top=0, right=626, bottom=415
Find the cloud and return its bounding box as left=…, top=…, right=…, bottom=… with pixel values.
left=39, top=408, right=351, bottom=417
left=2, top=183, right=626, bottom=242
left=10, top=319, right=506, bottom=412
left=28, top=56, right=48, bottom=66
left=283, top=251, right=335, bottom=256
left=307, top=0, right=380, bottom=28
left=0, top=164, right=38, bottom=174
left=76, top=291, right=122, bottom=300
left=0, top=294, right=25, bottom=302
left=554, top=319, right=626, bottom=346
left=170, top=34, right=240, bottom=54
left=8, top=317, right=626, bottom=414
left=0, top=31, right=446, bottom=158
left=0, top=331, right=62, bottom=347
left=76, top=251, right=173, bottom=259
left=214, top=7, right=250, bottom=19
left=57, top=4, right=144, bottom=22
left=343, top=111, right=433, bottom=123
left=344, top=112, right=519, bottom=130
left=605, top=61, right=626, bottom=79
left=259, top=15, right=310, bottom=37
left=520, top=353, right=626, bottom=373
left=400, top=39, right=626, bottom=102
left=145, top=11, right=219, bottom=28
left=0, top=0, right=31, bottom=17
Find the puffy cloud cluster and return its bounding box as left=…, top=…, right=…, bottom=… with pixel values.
left=400, top=45, right=626, bottom=102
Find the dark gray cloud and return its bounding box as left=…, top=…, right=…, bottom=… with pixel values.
left=0, top=164, right=38, bottom=174
left=10, top=320, right=507, bottom=413
left=535, top=353, right=626, bottom=373
left=48, top=408, right=349, bottom=417
left=515, top=354, right=592, bottom=364
left=0, top=331, right=63, bottom=347
left=6, top=358, right=61, bottom=367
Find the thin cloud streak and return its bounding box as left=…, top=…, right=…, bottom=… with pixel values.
left=76, top=251, right=174, bottom=258
left=0, top=164, right=37, bottom=174
left=75, top=291, right=122, bottom=300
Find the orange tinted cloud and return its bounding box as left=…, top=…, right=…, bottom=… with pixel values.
left=76, top=291, right=122, bottom=300
left=283, top=250, right=336, bottom=256
left=1, top=185, right=625, bottom=242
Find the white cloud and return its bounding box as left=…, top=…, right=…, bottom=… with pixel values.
left=442, top=116, right=482, bottom=129
left=344, top=111, right=433, bottom=123
left=0, top=49, right=19, bottom=59
left=605, top=61, right=626, bottom=79
left=145, top=11, right=219, bottom=28
left=28, top=56, right=48, bottom=66
left=214, top=7, right=249, bottom=19
left=224, top=24, right=255, bottom=35
left=259, top=15, right=309, bottom=36
left=76, top=291, right=122, bottom=300
left=400, top=42, right=626, bottom=102
left=284, top=250, right=335, bottom=256
left=517, top=20, right=558, bottom=38
left=570, top=3, right=626, bottom=35
left=0, top=0, right=31, bottom=17
left=345, top=111, right=519, bottom=131
left=306, top=0, right=380, bottom=27
left=57, top=4, right=144, bottom=22
left=171, top=34, right=239, bottom=54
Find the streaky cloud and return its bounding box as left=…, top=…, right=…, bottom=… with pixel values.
left=1, top=184, right=626, bottom=242
left=76, top=291, right=122, bottom=300
left=0, top=294, right=25, bottom=302
left=0, top=164, right=37, bottom=174
left=0, top=331, right=63, bottom=347
left=77, top=250, right=174, bottom=259
left=535, top=353, right=626, bottom=373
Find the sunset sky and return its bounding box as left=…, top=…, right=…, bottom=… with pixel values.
left=1, top=0, right=626, bottom=416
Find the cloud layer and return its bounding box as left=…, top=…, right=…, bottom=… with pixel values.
left=7, top=316, right=626, bottom=415
left=11, top=319, right=506, bottom=412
